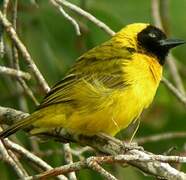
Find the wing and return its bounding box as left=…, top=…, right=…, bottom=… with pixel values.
left=38, top=42, right=134, bottom=112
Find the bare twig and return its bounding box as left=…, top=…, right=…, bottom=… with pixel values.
left=135, top=131, right=186, bottom=145
left=0, top=105, right=29, bottom=126
left=54, top=0, right=115, bottom=36
left=25, top=153, right=186, bottom=180
left=7, top=149, right=29, bottom=177
left=2, top=0, right=9, bottom=15
left=18, top=79, right=39, bottom=106
left=0, top=24, right=4, bottom=58
left=0, top=0, right=9, bottom=58
left=87, top=159, right=118, bottom=180
left=151, top=0, right=185, bottom=95
left=63, top=143, right=77, bottom=180
left=0, top=65, right=31, bottom=80
left=0, top=139, right=26, bottom=179
left=11, top=0, right=29, bottom=111
left=50, top=0, right=81, bottom=36
left=158, top=0, right=185, bottom=94
left=161, top=77, right=186, bottom=107
left=5, top=139, right=67, bottom=180
left=11, top=0, right=39, bottom=107
left=0, top=10, right=50, bottom=93
left=0, top=106, right=66, bottom=180
left=151, top=0, right=163, bottom=29
left=167, top=54, right=185, bottom=95
left=159, top=0, right=170, bottom=34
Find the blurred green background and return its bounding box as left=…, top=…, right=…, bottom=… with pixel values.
left=0, top=0, right=186, bottom=179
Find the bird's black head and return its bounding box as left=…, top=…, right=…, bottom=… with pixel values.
left=137, top=25, right=185, bottom=65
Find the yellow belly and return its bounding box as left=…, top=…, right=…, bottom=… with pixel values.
left=64, top=88, right=144, bottom=136
left=63, top=82, right=157, bottom=136
left=32, top=80, right=159, bottom=136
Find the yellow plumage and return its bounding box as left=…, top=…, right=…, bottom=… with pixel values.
left=0, top=23, right=184, bottom=138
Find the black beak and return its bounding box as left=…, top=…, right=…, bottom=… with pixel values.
left=159, top=39, right=186, bottom=49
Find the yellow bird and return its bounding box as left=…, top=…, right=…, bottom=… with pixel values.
left=0, top=23, right=185, bottom=138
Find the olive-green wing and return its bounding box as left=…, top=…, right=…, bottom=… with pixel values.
left=38, top=44, right=133, bottom=111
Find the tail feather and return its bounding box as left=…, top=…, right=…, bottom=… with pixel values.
left=0, top=115, right=36, bottom=138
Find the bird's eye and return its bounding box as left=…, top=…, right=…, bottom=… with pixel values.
left=148, top=33, right=156, bottom=38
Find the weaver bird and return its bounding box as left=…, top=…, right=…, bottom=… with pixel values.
left=0, top=23, right=185, bottom=139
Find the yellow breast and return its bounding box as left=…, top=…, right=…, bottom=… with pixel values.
left=110, top=53, right=162, bottom=134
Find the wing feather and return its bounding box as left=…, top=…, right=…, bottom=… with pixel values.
left=38, top=43, right=134, bottom=111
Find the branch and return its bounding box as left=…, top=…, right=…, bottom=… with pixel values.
left=167, top=54, right=186, bottom=95
left=54, top=0, right=115, bottom=36
left=50, top=0, right=81, bottom=36
left=10, top=0, right=39, bottom=107
left=0, top=137, right=27, bottom=178
left=5, top=139, right=67, bottom=180
left=26, top=153, right=186, bottom=180
left=7, top=149, right=28, bottom=177
left=161, top=77, right=186, bottom=107
left=87, top=159, right=117, bottom=180
left=63, top=143, right=77, bottom=180
left=1, top=106, right=186, bottom=180
left=0, top=65, right=31, bottom=80
left=151, top=0, right=163, bottom=29
left=151, top=0, right=185, bottom=95
left=0, top=10, right=50, bottom=93
left=0, top=0, right=9, bottom=58
left=135, top=131, right=186, bottom=144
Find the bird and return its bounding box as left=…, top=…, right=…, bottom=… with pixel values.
left=0, top=23, right=185, bottom=139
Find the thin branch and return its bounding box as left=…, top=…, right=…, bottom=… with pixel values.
left=0, top=106, right=29, bottom=125
left=135, top=132, right=186, bottom=145
left=151, top=0, right=185, bottom=95
left=11, top=0, right=29, bottom=110
left=25, top=153, right=186, bottom=180
left=0, top=10, right=50, bottom=93
left=7, top=149, right=29, bottom=177
left=161, top=77, right=186, bottom=107
left=0, top=139, right=26, bottom=179
left=50, top=0, right=81, bottom=36
left=0, top=65, right=31, bottom=80
left=159, top=0, right=170, bottom=34
left=26, top=159, right=86, bottom=180
left=2, top=0, right=9, bottom=15
left=167, top=54, right=185, bottom=95
left=63, top=143, right=77, bottom=180
left=151, top=0, right=163, bottom=29
left=5, top=139, right=67, bottom=180
left=10, top=0, right=39, bottom=106
left=159, top=0, right=185, bottom=94
left=55, top=0, right=115, bottom=36
left=0, top=107, right=66, bottom=180
left=16, top=76, right=39, bottom=106
left=87, top=159, right=118, bottom=180
left=0, top=0, right=9, bottom=58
